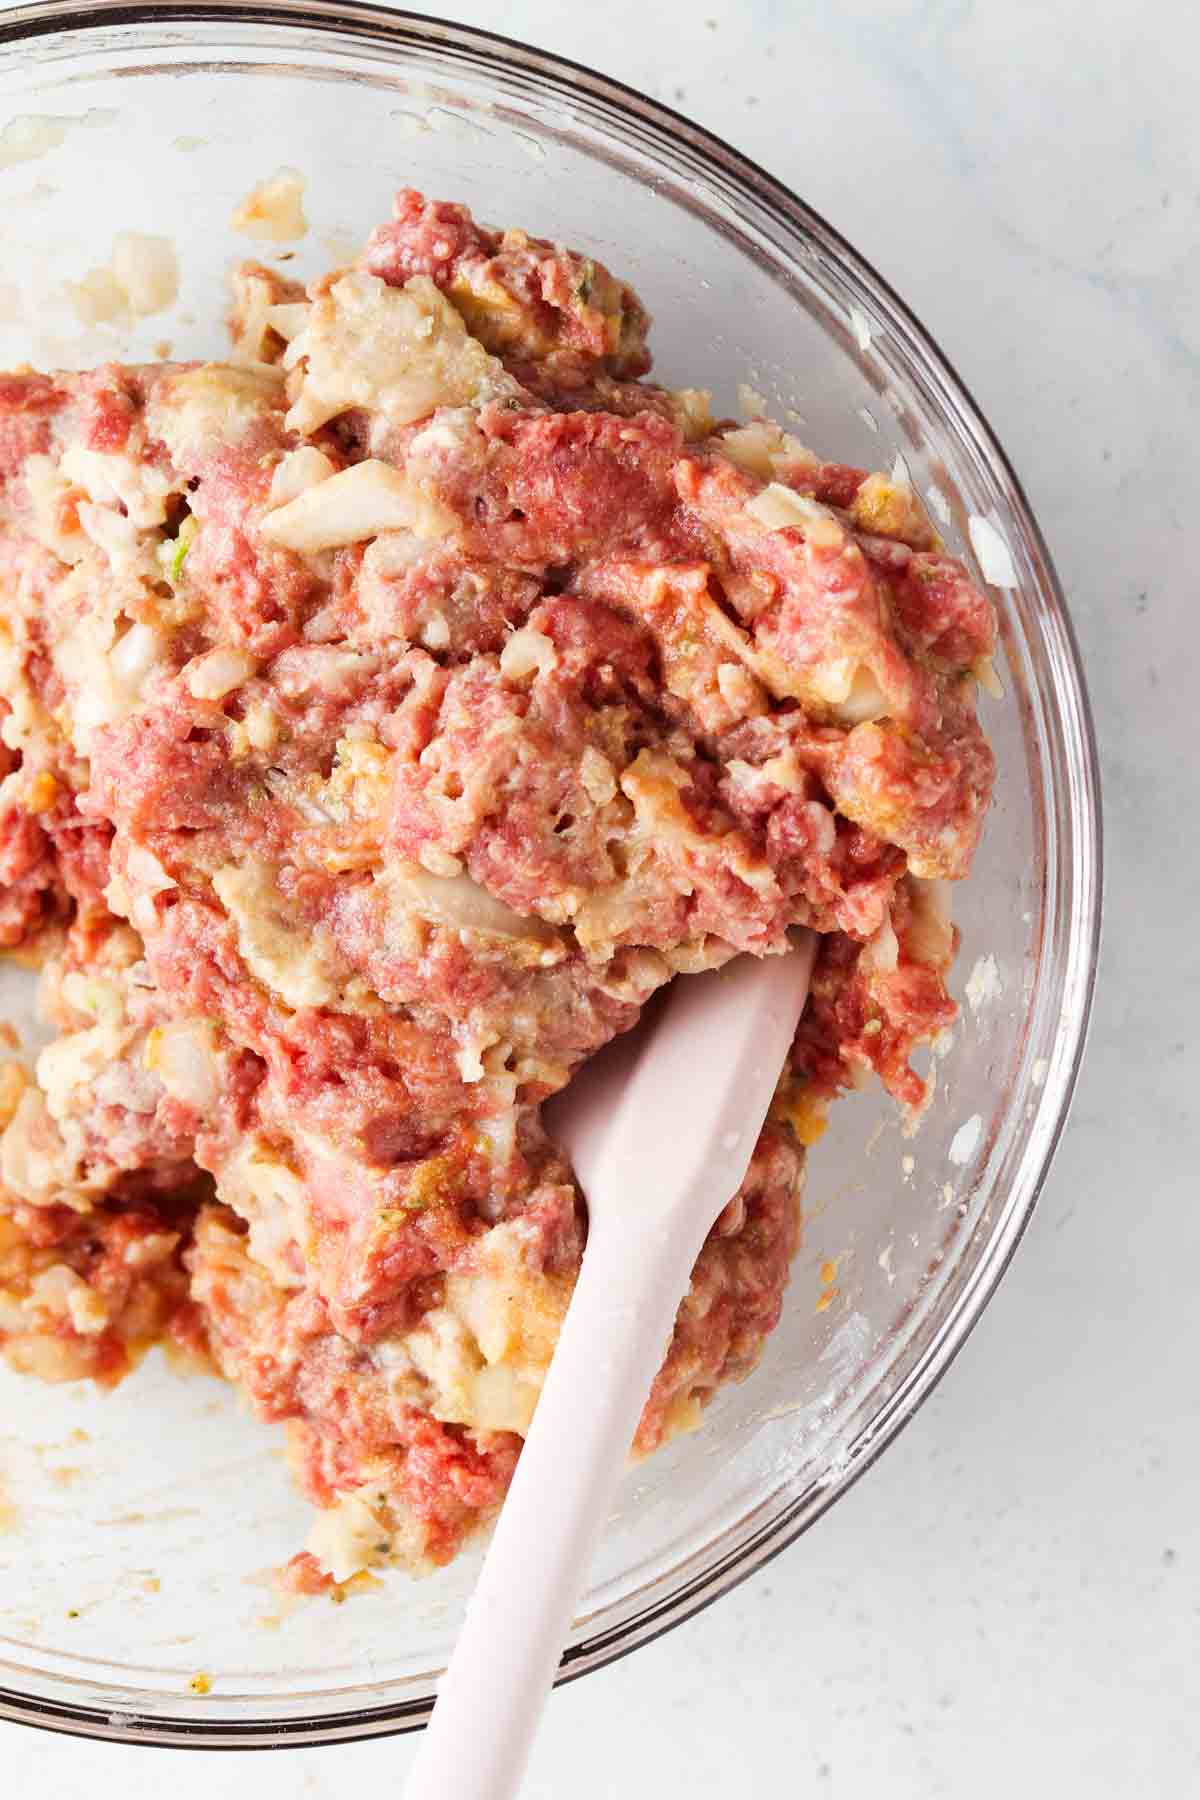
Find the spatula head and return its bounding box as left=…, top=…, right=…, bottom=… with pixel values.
left=546, top=935, right=816, bottom=1232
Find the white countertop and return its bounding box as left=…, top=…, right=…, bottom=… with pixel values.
left=4, top=1, right=1197, bottom=1794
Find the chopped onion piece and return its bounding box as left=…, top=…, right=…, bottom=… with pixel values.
left=420, top=611, right=451, bottom=651
left=306, top=1492, right=385, bottom=1583
left=861, top=917, right=900, bottom=975
left=907, top=877, right=955, bottom=967
left=974, top=654, right=1004, bottom=699
left=284, top=270, right=518, bottom=435
left=186, top=647, right=257, bottom=702
left=392, top=867, right=560, bottom=946
left=834, top=665, right=888, bottom=726
left=499, top=627, right=557, bottom=682
left=260, top=458, right=455, bottom=553
left=145, top=1019, right=221, bottom=1109
left=948, top=1113, right=983, bottom=1166
left=125, top=844, right=176, bottom=895
left=265, top=301, right=310, bottom=341
left=968, top=514, right=1017, bottom=588
left=268, top=445, right=335, bottom=508
left=744, top=482, right=839, bottom=537
left=109, top=621, right=166, bottom=689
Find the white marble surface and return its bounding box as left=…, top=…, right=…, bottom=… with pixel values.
left=3, top=0, right=1197, bottom=1794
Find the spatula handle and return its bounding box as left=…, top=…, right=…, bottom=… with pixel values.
left=404, top=937, right=814, bottom=1800
left=403, top=1211, right=706, bottom=1800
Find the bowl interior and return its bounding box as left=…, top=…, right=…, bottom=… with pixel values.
left=0, top=6, right=1098, bottom=1746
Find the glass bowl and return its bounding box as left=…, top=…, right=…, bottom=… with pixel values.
left=0, top=0, right=1101, bottom=1749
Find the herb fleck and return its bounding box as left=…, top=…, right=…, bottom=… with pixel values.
left=167, top=513, right=198, bottom=585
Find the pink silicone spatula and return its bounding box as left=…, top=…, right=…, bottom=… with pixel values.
left=404, top=932, right=816, bottom=1800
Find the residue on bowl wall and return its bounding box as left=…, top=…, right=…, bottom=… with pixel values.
left=0, top=108, right=118, bottom=170
left=847, top=304, right=873, bottom=352
left=45, top=1463, right=84, bottom=1488
left=103, top=247, right=152, bottom=323
left=964, top=952, right=1003, bottom=1012
left=231, top=168, right=308, bottom=243
left=815, top=1255, right=842, bottom=1313
left=948, top=1113, right=983, bottom=1166
left=510, top=128, right=547, bottom=161
left=391, top=108, right=432, bottom=141
left=818, top=1308, right=871, bottom=1388
left=9, top=180, right=57, bottom=214
left=426, top=105, right=494, bottom=146
left=66, top=233, right=179, bottom=325
left=320, top=229, right=359, bottom=267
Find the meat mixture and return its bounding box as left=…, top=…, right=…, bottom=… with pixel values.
left=0, top=190, right=996, bottom=1584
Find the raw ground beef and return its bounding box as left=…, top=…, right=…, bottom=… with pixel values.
left=0, top=185, right=995, bottom=1580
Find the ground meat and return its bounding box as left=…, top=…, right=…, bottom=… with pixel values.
left=0, top=804, right=62, bottom=947
left=0, top=1185, right=199, bottom=1386
left=1, top=915, right=201, bottom=1206
left=364, top=187, right=652, bottom=383
left=0, top=184, right=996, bottom=1581
left=0, top=373, right=65, bottom=487
left=189, top=1202, right=527, bottom=1568
left=636, top=1122, right=804, bottom=1452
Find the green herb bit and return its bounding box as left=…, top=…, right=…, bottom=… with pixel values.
left=168, top=513, right=198, bottom=584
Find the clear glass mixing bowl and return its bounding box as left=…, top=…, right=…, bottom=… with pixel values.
left=0, top=0, right=1101, bottom=1749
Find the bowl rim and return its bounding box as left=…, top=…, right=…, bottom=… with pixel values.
left=0, top=0, right=1103, bottom=1751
